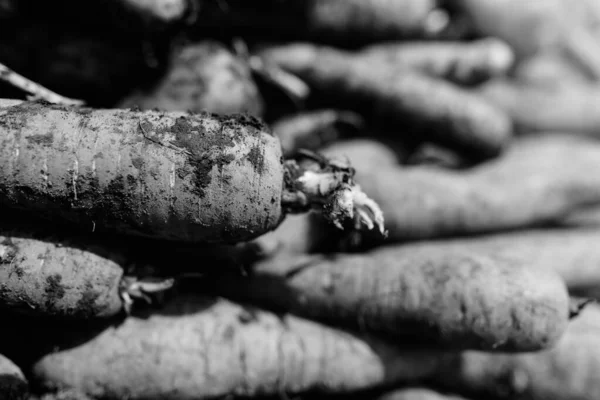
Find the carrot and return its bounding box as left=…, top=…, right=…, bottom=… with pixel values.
left=359, top=37, right=515, bottom=85
left=29, top=295, right=441, bottom=399
left=257, top=43, right=512, bottom=159
left=378, top=388, right=470, bottom=400
left=0, top=353, right=28, bottom=400
left=428, top=309, right=600, bottom=400
left=192, top=0, right=447, bottom=47
left=118, top=41, right=265, bottom=117
left=0, top=100, right=384, bottom=243
left=272, top=110, right=365, bottom=157
left=0, top=214, right=180, bottom=319
left=209, top=241, right=572, bottom=352
left=0, top=233, right=124, bottom=319
left=322, top=133, right=600, bottom=242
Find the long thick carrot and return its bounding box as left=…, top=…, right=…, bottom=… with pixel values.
left=324, top=134, right=600, bottom=242
left=209, top=242, right=572, bottom=352
left=29, top=296, right=441, bottom=399
left=0, top=100, right=383, bottom=243
left=118, top=41, right=265, bottom=117
left=0, top=232, right=125, bottom=319
left=0, top=353, right=28, bottom=400
left=0, top=211, right=181, bottom=319
left=257, top=43, right=512, bottom=159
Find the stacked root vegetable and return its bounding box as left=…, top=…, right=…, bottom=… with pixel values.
left=4, top=0, right=600, bottom=399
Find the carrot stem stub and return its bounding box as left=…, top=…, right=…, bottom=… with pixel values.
left=0, top=100, right=383, bottom=243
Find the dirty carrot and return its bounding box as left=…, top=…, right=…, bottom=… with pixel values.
left=0, top=100, right=383, bottom=243
left=29, top=295, right=441, bottom=399
left=321, top=133, right=600, bottom=242
left=209, top=242, right=572, bottom=352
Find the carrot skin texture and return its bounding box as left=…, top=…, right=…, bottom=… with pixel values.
left=0, top=101, right=284, bottom=243
left=0, top=231, right=124, bottom=319
left=30, top=296, right=441, bottom=399
left=0, top=353, right=28, bottom=400
left=119, top=41, right=265, bottom=117
left=329, top=134, right=600, bottom=241
left=211, top=244, right=571, bottom=351
left=258, top=44, right=512, bottom=159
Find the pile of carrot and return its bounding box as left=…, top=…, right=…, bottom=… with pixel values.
left=2, top=1, right=600, bottom=399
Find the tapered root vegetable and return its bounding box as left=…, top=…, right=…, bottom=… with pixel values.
left=118, top=41, right=264, bottom=117
left=322, top=134, right=600, bottom=242
left=210, top=242, right=572, bottom=351
left=0, top=353, right=28, bottom=400
left=0, top=222, right=176, bottom=319
left=0, top=100, right=384, bottom=242
left=193, top=0, right=446, bottom=46
left=257, top=43, right=512, bottom=159
left=360, top=38, right=515, bottom=85
left=30, top=296, right=442, bottom=399
left=429, top=311, right=600, bottom=400
left=272, top=110, right=365, bottom=156
left=378, top=388, right=470, bottom=400
left=0, top=233, right=122, bottom=318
